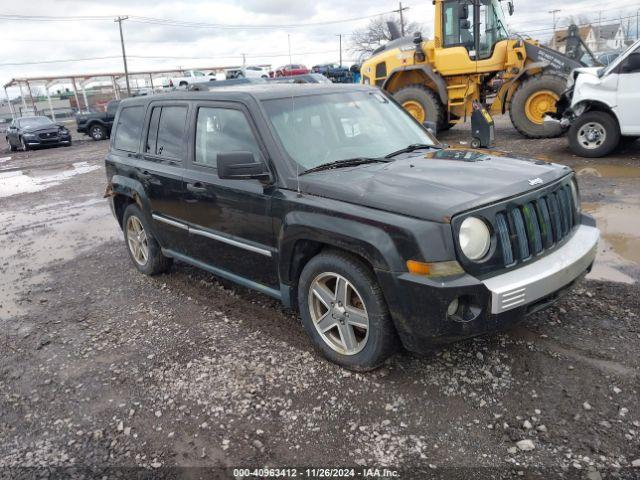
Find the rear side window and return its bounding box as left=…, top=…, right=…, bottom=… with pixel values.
left=114, top=106, right=145, bottom=152
left=194, top=108, right=262, bottom=167
left=145, top=106, right=188, bottom=160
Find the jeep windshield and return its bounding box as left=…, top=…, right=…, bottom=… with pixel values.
left=261, top=90, right=438, bottom=172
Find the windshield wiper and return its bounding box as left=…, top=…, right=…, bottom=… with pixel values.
left=299, top=157, right=389, bottom=176
left=384, top=143, right=436, bottom=158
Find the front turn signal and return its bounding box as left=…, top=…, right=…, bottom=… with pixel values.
left=406, top=260, right=464, bottom=277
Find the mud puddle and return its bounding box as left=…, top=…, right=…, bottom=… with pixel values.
left=0, top=161, right=100, bottom=198
left=584, top=200, right=639, bottom=284
left=0, top=198, right=119, bottom=320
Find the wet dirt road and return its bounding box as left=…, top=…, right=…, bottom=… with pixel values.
left=0, top=124, right=639, bottom=479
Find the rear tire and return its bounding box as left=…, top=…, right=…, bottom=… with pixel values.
left=568, top=111, right=620, bottom=158
left=393, top=84, right=446, bottom=131
left=89, top=124, right=107, bottom=141
left=122, top=204, right=172, bottom=275
left=298, top=250, right=399, bottom=371
left=509, top=72, right=567, bottom=138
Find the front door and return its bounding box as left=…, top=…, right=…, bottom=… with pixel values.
left=180, top=103, right=279, bottom=289
left=616, top=46, right=640, bottom=134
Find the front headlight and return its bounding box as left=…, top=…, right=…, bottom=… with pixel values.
left=23, top=133, right=36, bottom=138
left=570, top=178, right=581, bottom=213
left=459, top=217, right=491, bottom=261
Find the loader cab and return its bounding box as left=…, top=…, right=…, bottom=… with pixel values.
left=440, top=0, right=510, bottom=60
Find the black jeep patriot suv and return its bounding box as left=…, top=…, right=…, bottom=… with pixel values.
left=105, top=84, right=599, bottom=370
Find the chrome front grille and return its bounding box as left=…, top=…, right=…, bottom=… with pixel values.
left=495, top=183, right=577, bottom=268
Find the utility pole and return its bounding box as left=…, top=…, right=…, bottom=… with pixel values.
left=337, top=34, right=343, bottom=67
left=115, top=16, right=131, bottom=96
left=394, top=2, right=410, bottom=36
left=548, top=9, right=560, bottom=33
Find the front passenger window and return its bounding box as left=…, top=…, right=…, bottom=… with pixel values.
left=195, top=108, right=262, bottom=167
left=621, top=52, right=640, bottom=74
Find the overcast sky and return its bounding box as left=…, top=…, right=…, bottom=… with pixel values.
left=2, top=0, right=639, bottom=98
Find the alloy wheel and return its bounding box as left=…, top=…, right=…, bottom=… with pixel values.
left=308, top=272, right=369, bottom=355
left=126, top=215, right=149, bottom=266
left=91, top=126, right=103, bottom=140
left=577, top=122, right=606, bottom=150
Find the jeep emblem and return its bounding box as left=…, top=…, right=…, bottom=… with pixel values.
left=528, top=178, right=543, bottom=186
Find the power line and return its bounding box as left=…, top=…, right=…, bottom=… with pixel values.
left=0, top=9, right=398, bottom=29
left=0, top=50, right=342, bottom=68
left=516, top=13, right=639, bottom=34
left=508, top=3, right=640, bottom=29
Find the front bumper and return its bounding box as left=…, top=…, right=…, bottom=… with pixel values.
left=378, top=219, right=599, bottom=353
left=484, top=224, right=598, bottom=313
left=24, top=134, right=72, bottom=148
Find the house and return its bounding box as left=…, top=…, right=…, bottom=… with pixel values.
left=550, top=23, right=626, bottom=54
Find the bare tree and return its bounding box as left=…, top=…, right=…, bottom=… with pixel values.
left=560, top=14, right=592, bottom=28
left=350, top=15, right=425, bottom=62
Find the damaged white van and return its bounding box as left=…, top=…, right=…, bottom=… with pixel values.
left=547, top=39, right=640, bottom=157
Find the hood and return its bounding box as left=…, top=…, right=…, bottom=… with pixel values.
left=22, top=125, right=60, bottom=134
left=299, top=148, right=572, bottom=222
left=568, top=67, right=601, bottom=88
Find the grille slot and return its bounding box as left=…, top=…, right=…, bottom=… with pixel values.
left=536, top=198, right=554, bottom=248
left=493, top=181, right=577, bottom=269
left=511, top=208, right=530, bottom=260
left=495, top=213, right=513, bottom=266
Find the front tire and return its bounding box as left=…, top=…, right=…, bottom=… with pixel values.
left=509, top=73, right=567, bottom=138
left=298, top=250, right=399, bottom=371
left=568, top=111, right=620, bottom=158
left=89, top=124, right=107, bottom=141
left=393, top=84, right=446, bottom=130
left=122, top=204, right=172, bottom=275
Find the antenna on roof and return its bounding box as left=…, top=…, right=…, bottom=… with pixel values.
left=288, top=33, right=302, bottom=197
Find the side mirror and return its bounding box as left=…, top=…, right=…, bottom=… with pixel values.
left=621, top=52, right=640, bottom=74
left=458, top=4, right=469, bottom=19
left=423, top=120, right=438, bottom=135
left=217, top=151, right=270, bottom=180
left=508, top=1, right=514, bottom=15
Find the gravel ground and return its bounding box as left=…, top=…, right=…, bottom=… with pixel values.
left=0, top=121, right=639, bottom=479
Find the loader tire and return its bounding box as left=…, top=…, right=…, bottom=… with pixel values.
left=509, top=72, right=567, bottom=139
left=393, top=85, right=446, bottom=131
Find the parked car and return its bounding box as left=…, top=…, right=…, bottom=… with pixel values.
left=76, top=100, right=120, bottom=141
left=273, top=64, right=310, bottom=77
left=312, top=63, right=351, bottom=82
left=105, top=84, right=599, bottom=370
left=163, top=70, right=215, bottom=89
left=226, top=66, right=270, bottom=79
left=268, top=73, right=332, bottom=84
left=548, top=38, right=640, bottom=157
left=6, top=116, right=72, bottom=151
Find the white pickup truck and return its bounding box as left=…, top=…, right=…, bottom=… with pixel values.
left=163, top=70, right=215, bottom=89
left=547, top=38, right=640, bottom=157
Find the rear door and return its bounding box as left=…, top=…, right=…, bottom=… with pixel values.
left=123, top=102, right=190, bottom=251
left=180, top=102, right=279, bottom=289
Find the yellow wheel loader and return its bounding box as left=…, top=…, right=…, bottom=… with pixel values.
left=360, top=0, right=590, bottom=138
